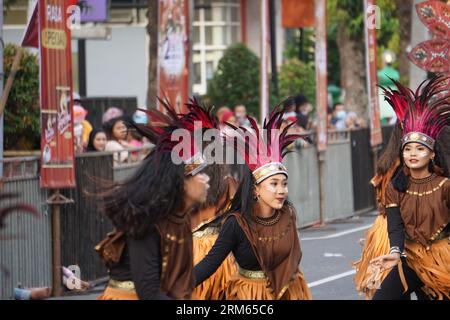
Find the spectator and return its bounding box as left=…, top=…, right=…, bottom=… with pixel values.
left=73, top=93, right=93, bottom=147
left=103, top=116, right=131, bottom=165
left=282, top=98, right=297, bottom=120
left=295, top=94, right=313, bottom=130
left=86, top=128, right=107, bottom=152
left=331, top=103, right=347, bottom=130
left=73, top=105, right=90, bottom=154
left=216, top=106, right=231, bottom=123
left=102, top=107, right=124, bottom=124
left=233, top=104, right=251, bottom=127
left=345, top=111, right=363, bottom=130
left=219, top=110, right=238, bottom=127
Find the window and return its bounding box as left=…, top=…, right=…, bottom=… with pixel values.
left=193, top=0, right=241, bottom=95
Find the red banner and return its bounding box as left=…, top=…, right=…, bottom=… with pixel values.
left=314, top=0, right=328, bottom=152
left=39, top=0, right=76, bottom=188
left=364, top=0, right=382, bottom=147
left=157, top=0, right=190, bottom=113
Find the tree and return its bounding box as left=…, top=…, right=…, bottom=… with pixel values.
left=278, top=58, right=316, bottom=106
left=146, top=0, right=158, bottom=108
left=394, top=0, right=412, bottom=84
left=207, top=43, right=266, bottom=118
left=3, top=44, right=40, bottom=150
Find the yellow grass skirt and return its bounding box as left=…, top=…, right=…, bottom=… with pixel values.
left=97, top=286, right=138, bottom=300
left=353, top=215, right=390, bottom=299
left=193, top=230, right=237, bottom=300
left=405, top=238, right=450, bottom=300
left=224, top=271, right=312, bottom=300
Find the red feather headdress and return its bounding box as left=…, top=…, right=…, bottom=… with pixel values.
left=131, top=97, right=213, bottom=175
left=224, top=104, right=308, bottom=184
left=380, top=75, right=450, bottom=150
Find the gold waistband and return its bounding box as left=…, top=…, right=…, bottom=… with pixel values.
left=108, top=279, right=136, bottom=291
left=193, top=226, right=220, bottom=238
left=238, top=266, right=266, bottom=279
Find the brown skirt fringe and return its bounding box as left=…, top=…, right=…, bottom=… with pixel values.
left=405, top=238, right=450, bottom=300
left=353, top=215, right=391, bottom=299
left=97, top=286, right=138, bottom=300
left=224, top=271, right=312, bottom=300
left=193, top=232, right=237, bottom=300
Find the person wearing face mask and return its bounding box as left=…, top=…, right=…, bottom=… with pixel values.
left=97, top=100, right=211, bottom=300
left=331, top=103, right=347, bottom=130
left=194, top=105, right=312, bottom=300
left=370, top=76, right=450, bottom=300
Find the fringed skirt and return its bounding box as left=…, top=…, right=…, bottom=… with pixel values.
left=224, top=268, right=312, bottom=300
left=97, top=280, right=138, bottom=300
left=353, top=215, right=390, bottom=299
left=405, top=238, right=450, bottom=300
left=193, top=227, right=237, bottom=300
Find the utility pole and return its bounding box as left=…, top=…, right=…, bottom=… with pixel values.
left=1, top=0, right=4, bottom=177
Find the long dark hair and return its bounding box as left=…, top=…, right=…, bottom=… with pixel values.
left=102, top=151, right=186, bottom=239
left=86, top=128, right=106, bottom=151
left=376, top=123, right=402, bottom=176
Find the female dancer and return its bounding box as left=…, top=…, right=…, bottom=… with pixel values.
left=371, top=76, right=450, bottom=300
left=194, top=106, right=312, bottom=300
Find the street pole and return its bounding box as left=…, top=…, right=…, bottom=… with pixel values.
left=0, top=0, right=4, bottom=177
left=268, top=0, right=278, bottom=98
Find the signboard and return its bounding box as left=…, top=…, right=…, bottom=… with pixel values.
left=282, top=0, right=314, bottom=28
left=39, top=0, right=76, bottom=188
left=157, top=0, right=190, bottom=113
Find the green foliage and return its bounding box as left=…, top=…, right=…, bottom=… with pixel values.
left=279, top=58, right=316, bottom=107
left=207, top=43, right=276, bottom=119
left=3, top=44, right=40, bottom=150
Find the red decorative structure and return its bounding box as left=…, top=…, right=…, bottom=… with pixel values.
left=409, top=1, right=450, bottom=94
left=408, top=38, right=450, bottom=73
left=416, top=0, right=450, bottom=38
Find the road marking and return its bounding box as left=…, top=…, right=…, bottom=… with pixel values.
left=308, top=270, right=356, bottom=288
left=301, top=224, right=372, bottom=241
left=323, top=252, right=343, bottom=257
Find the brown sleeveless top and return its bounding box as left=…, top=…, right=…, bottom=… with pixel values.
left=191, top=176, right=237, bottom=232
left=385, top=174, right=450, bottom=247
left=228, top=204, right=302, bottom=299
left=155, top=212, right=195, bottom=299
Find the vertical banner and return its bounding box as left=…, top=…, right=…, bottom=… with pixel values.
left=364, top=0, right=382, bottom=147
left=260, top=0, right=270, bottom=124
left=282, top=0, right=315, bottom=28
left=39, top=0, right=76, bottom=188
left=157, top=0, right=190, bottom=113
left=314, top=0, right=328, bottom=151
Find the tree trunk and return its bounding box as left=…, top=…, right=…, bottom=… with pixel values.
left=395, top=0, right=413, bottom=84
left=335, top=23, right=367, bottom=119
left=146, top=0, right=158, bottom=108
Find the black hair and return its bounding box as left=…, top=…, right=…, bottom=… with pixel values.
left=103, top=116, right=128, bottom=141
left=392, top=139, right=449, bottom=193
left=86, top=128, right=106, bottom=152
left=376, top=123, right=402, bottom=176
left=102, top=151, right=186, bottom=239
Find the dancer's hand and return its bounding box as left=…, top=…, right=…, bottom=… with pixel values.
left=370, top=253, right=400, bottom=270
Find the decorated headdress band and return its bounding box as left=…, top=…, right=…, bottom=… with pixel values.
left=131, top=97, right=209, bottom=176
left=381, top=75, right=450, bottom=150
left=225, top=104, right=307, bottom=184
